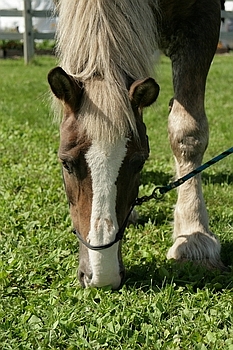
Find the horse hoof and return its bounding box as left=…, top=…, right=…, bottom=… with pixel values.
left=166, top=231, right=226, bottom=270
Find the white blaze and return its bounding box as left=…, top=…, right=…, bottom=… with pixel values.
left=84, top=138, right=127, bottom=288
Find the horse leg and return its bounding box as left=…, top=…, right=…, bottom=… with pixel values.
left=164, top=2, right=224, bottom=269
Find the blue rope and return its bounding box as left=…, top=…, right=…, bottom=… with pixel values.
left=160, top=146, right=233, bottom=195
left=135, top=146, right=233, bottom=205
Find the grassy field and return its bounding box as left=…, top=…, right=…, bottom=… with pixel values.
left=0, top=54, right=233, bottom=349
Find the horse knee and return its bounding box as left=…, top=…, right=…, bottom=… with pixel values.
left=168, top=99, right=208, bottom=165
left=170, top=135, right=207, bottom=166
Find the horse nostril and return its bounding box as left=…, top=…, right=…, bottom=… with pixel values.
left=78, top=270, right=93, bottom=288
left=78, top=271, right=85, bottom=288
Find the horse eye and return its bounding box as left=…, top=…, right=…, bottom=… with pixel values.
left=61, top=160, right=72, bottom=174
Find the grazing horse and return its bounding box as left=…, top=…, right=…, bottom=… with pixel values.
left=48, top=0, right=223, bottom=289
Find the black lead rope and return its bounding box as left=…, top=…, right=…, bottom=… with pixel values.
left=74, top=146, right=233, bottom=251
left=74, top=230, right=122, bottom=251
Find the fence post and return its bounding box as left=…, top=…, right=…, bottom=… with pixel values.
left=23, top=0, right=34, bottom=64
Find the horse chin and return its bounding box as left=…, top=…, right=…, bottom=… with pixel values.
left=78, top=267, right=125, bottom=290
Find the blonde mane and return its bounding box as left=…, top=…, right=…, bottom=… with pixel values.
left=55, top=0, right=158, bottom=142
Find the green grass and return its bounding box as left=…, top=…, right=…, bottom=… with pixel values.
left=0, top=54, right=233, bottom=349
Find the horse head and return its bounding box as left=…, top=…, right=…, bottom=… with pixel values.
left=48, top=66, right=159, bottom=289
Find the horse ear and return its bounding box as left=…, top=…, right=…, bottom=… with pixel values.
left=129, top=78, right=160, bottom=108
left=48, top=67, right=83, bottom=107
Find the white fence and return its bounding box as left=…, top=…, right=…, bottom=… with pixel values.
left=0, top=5, right=232, bottom=64
left=0, top=0, right=56, bottom=64
left=220, top=10, right=233, bottom=46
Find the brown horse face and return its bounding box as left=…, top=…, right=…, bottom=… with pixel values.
left=48, top=67, right=159, bottom=289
